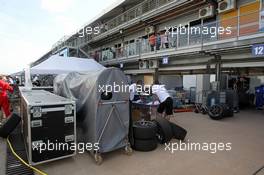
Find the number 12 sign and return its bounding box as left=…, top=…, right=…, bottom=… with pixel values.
left=252, top=44, right=264, bottom=57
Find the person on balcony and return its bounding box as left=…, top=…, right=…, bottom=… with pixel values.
left=156, top=33, right=161, bottom=50
left=168, top=29, right=177, bottom=48
left=161, top=32, right=169, bottom=49
left=0, top=75, right=14, bottom=121
left=110, top=46, right=116, bottom=59
left=104, top=23, right=108, bottom=31
left=149, top=33, right=156, bottom=51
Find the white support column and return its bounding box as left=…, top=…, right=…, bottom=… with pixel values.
left=195, top=74, right=211, bottom=104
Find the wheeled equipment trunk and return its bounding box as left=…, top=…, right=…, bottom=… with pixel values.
left=20, top=88, right=76, bottom=165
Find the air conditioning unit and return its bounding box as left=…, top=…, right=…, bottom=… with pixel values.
left=218, top=0, right=236, bottom=14
left=145, top=26, right=155, bottom=35
left=139, top=60, right=148, bottom=69
left=199, top=5, right=215, bottom=19
left=148, top=60, right=159, bottom=69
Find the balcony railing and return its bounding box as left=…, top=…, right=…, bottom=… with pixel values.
left=94, top=10, right=263, bottom=63
left=106, top=0, right=174, bottom=31
left=52, top=0, right=177, bottom=53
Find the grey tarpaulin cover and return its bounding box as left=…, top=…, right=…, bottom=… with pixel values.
left=54, top=68, right=130, bottom=153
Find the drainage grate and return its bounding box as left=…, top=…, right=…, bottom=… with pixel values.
left=6, top=149, right=33, bottom=175
left=6, top=125, right=34, bottom=175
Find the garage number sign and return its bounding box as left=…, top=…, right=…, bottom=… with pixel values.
left=162, top=56, right=169, bottom=64
left=252, top=44, right=264, bottom=57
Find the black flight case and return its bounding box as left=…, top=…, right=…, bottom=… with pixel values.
left=20, top=88, right=76, bottom=165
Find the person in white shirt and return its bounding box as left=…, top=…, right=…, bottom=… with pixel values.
left=129, top=82, right=137, bottom=101
left=129, top=80, right=142, bottom=101
left=152, top=81, right=173, bottom=120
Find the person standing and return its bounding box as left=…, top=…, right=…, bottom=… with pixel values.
left=152, top=81, right=173, bottom=120
left=156, top=33, right=161, bottom=50
left=129, top=82, right=137, bottom=102
left=233, top=78, right=240, bottom=113
left=111, top=46, right=116, bottom=59
left=0, top=75, right=14, bottom=120
left=149, top=34, right=156, bottom=52
left=32, top=75, right=41, bottom=86
left=161, top=32, right=169, bottom=49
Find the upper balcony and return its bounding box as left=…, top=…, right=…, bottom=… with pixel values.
left=51, top=0, right=192, bottom=53
left=93, top=10, right=264, bottom=65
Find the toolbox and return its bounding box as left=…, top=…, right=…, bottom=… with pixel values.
left=20, top=88, right=76, bottom=165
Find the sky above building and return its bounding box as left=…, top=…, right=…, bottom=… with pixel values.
left=0, top=0, right=118, bottom=74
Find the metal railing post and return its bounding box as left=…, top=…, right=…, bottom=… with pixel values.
left=201, top=20, right=204, bottom=50
left=176, top=28, right=179, bottom=49
left=187, top=24, right=190, bottom=46
left=237, top=13, right=240, bottom=39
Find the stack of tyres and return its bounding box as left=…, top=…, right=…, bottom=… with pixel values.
left=132, top=121, right=157, bottom=151
left=132, top=118, right=188, bottom=151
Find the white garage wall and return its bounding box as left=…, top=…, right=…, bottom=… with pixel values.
left=159, top=75, right=183, bottom=90
left=183, top=75, right=196, bottom=90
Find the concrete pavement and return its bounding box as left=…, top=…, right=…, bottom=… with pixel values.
left=36, top=110, right=264, bottom=175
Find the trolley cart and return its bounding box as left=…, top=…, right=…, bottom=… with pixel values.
left=91, top=100, right=133, bottom=165
left=54, top=68, right=133, bottom=165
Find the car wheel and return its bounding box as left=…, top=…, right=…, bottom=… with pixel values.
left=208, top=105, right=224, bottom=120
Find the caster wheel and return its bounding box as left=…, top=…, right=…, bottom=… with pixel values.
left=94, top=153, right=103, bottom=165
left=124, top=145, right=133, bottom=155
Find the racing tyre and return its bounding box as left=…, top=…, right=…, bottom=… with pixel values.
left=133, top=139, right=157, bottom=152
left=154, top=116, right=173, bottom=144
left=170, top=122, right=187, bottom=140
left=133, top=121, right=157, bottom=140
left=208, top=105, right=224, bottom=120
left=222, top=104, right=234, bottom=118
